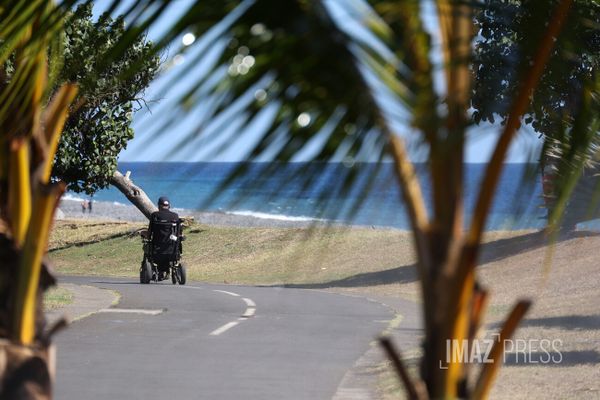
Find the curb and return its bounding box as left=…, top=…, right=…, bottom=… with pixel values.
left=46, top=283, right=120, bottom=327
left=331, top=292, right=423, bottom=400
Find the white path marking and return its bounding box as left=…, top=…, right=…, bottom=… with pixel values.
left=210, top=290, right=257, bottom=336
left=241, top=308, right=256, bottom=318
left=99, top=308, right=163, bottom=315
left=209, top=321, right=240, bottom=336
left=213, top=290, right=240, bottom=297
left=242, top=298, right=256, bottom=307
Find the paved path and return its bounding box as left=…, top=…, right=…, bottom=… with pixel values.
left=53, top=276, right=420, bottom=400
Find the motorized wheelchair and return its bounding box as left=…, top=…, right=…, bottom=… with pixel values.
left=139, top=217, right=186, bottom=285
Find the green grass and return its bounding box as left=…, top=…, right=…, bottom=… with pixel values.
left=43, top=286, right=74, bottom=310
left=49, top=222, right=417, bottom=286
left=49, top=220, right=528, bottom=290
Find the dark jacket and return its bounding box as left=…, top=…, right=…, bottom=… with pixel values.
left=150, top=208, right=179, bottom=224
left=149, top=208, right=181, bottom=259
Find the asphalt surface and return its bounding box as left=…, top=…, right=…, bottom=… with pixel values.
left=53, top=276, right=411, bottom=400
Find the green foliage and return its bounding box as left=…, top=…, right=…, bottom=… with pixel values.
left=473, top=0, right=600, bottom=138
left=474, top=0, right=600, bottom=226
left=52, top=3, right=160, bottom=194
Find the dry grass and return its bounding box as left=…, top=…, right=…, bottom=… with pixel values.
left=49, top=221, right=417, bottom=285
left=50, top=219, right=144, bottom=251
left=43, top=286, right=74, bottom=311
left=476, top=231, right=600, bottom=400
left=184, top=225, right=417, bottom=285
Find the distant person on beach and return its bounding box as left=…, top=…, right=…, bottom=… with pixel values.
left=81, top=200, right=87, bottom=213
left=88, top=198, right=93, bottom=213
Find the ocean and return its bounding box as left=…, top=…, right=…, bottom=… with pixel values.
left=65, top=162, right=547, bottom=230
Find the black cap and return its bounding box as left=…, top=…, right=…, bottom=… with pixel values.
left=158, top=196, right=170, bottom=207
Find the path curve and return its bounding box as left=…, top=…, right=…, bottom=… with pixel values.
left=53, top=276, right=420, bottom=400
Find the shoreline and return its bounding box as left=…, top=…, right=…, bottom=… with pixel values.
left=62, top=197, right=600, bottom=233
left=57, top=198, right=401, bottom=230
left=58, top=198, right=555, bottom=233
left=59, top=197, right=558, bottom=233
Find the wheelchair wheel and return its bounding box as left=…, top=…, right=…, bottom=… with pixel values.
left=176, top=264, right=186, bottom=285
left=140, top=259, right=153, bottom=284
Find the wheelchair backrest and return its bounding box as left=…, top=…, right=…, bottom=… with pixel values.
left=150, top=217, right=182, bottom=259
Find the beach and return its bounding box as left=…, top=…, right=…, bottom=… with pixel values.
left=58, top=198, right=352, bottom=228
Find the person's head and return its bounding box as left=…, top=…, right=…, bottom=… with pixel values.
left=158, top=196, right=170, bottom=210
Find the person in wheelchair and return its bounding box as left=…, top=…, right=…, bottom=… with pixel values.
left=140, top=196, right=186, bottom=284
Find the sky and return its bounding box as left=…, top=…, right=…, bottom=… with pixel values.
left=92, top=0, right=542, bottom=163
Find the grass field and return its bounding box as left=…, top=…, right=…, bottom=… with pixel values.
left=49, top=220, right=417, bottom=288
left=48, top=219, right=528, bottom=297
left=50, top=220, right=144, bottom=251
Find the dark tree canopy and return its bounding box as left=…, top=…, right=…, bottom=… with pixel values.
left=473, top=0, right=600, bottom=227
left=52, top=3, right=160, bottom=194
left=473, top=0, right=600, bottom=140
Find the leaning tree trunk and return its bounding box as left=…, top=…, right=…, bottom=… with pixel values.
left=110, top=170, right=157, bottom=219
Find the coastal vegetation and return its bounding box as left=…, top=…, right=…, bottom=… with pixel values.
left=51, top=3, right=160, bottom=195
left=474, top=0, right=600, bottom=228
left=1, top=0, right=599, bottom=399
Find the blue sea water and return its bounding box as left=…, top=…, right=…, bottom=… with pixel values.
left=67, top=162, right=547, bottom=230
